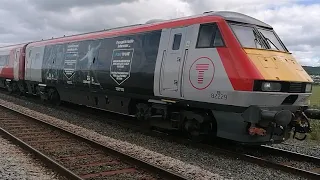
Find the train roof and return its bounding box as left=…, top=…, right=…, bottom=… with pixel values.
left=0, top=43, right=28, bottom=51
left=204, top=11, right=272, bottom=28
left=27, top=11, right=273, bottom=47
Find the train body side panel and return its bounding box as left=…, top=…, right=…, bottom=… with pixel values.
left=26, top=30, right=162, bottom=110
left=154, top=23, right=234, bottom=103
left=0, top=45, right=26, bottom=81
left=181, top=24, right=234, bottom=104
left=90, top=30, right=161, bottom=96
left=0, top=49, right=12, bottom=79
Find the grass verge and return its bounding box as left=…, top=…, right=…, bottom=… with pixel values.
left=308, top=119, right=320, bottom=141
left=310, top=85, right=320, bottom=107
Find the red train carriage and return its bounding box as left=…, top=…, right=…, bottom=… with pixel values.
left=0, top=43, right=28, bottom=93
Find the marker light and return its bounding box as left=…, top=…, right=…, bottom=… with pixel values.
left=305, top=84, right=312, bottom=93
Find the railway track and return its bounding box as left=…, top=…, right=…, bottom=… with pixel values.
left=51, top=99, right=320, bottom=179
left=230, top=144, right=320, bottom=180
left=255, top=145, right=320, bottom=175
left=157, top=136, right=320, bottom=180
left=0, top=103, right=187, bottom=180
left=57, top=104, right=320, bottom=180
left=1, top=91, right=320, bottom=179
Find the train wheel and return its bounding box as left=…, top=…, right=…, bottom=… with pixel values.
left=12, top=83, right=20, bottom=95
left=135, top=103, right=150, bottom=121
left=182, top=111, right=214, bottom=143
left=135, top=103, right=152, bottom=130
left=184, top=118, right=204, bottom=142
left=48, top=88, right=60, bottom=106
left=6, top=81, right=13, bottom=94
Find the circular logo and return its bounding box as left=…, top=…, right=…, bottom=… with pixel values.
left=189, top=57, right=215, bottom=90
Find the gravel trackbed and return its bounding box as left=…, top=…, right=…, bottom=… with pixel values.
left=0, top=93, right=317, bottom=180
left=0, top=135, right=63, bottom=180
left=0, top=98, right=224, bottom=180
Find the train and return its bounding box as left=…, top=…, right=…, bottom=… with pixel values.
left=0, top=11, right=315, bottom=145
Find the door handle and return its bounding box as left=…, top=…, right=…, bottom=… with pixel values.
left=177, top=57, right=181, bottom=62
left=174, top=80, right=178, bottom=85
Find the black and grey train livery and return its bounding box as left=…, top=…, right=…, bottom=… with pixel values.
left=19, top=11, right=314, bottom=144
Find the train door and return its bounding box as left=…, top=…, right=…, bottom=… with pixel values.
left=25, top=48, right=32, bottom=81
left=159, top=27, right=189, bottom=98
left=46, top=44, right=64, bottom=85
left=25, top=47, right=44, bottom=82
left=87, top=40, right=104, bottom=107
left=13, top=49, right=20, bottom=81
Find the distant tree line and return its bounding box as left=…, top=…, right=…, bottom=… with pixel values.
left=303, top=66, right=320, bottom=75
left=303, top=66, right=320, bottom=85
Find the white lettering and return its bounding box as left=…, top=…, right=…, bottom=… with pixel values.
left=110, top=49, right=134, bottom=85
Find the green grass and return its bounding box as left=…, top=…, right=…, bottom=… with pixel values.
left=308, top=85, right=320, bottom=141
left=308, top=120, right=320, bottom=141
left=309, top=85, right=320, bottom=107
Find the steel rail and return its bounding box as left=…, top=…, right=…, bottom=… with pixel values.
left=0, top=103, right=188, bottom=180
left=260, top=145, right=320, bottom=164
left=178, top=141, right=320, bottom=180
left=0, top=127, right=83, bottom=180
left=1, top=90, right=319, bottom=179
left=232, top=148, right=320, bottom=180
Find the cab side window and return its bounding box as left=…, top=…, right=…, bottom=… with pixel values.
left=172, top=34, right=182, bottom=50
left=196, top=23, right=225, bottom=48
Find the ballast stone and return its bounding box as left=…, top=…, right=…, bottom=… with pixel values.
left=0, top=98, right=227, bottom=180
left=0, top=135, right=61, bottom=180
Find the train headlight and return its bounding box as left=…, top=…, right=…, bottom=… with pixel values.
left=261, top=82, right=281, bottom=92
left=305, top=84, right=312, bottom=93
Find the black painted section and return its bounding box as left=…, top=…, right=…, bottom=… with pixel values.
left=281, top=95, right=298, bottom=105
left=0, top=78, right=6, bottom=88
left=39, top=30, right=162, bottom=110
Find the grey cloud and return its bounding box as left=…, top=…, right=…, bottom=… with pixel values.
left=282, top=35, right=320, bottom=49
left=27, top=0, right=138, bottom=12
left=0, top=0, right=23, bottom=11
left=24, top=7, right=137, bottom=40
left=0, top=27, right=10, bottom=35
left=0, top=0, right=140, bottom=44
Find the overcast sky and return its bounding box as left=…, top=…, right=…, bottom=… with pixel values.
left=0, top=0, right=319, bottom=66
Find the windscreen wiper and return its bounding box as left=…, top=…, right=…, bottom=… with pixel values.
left=252, top=29, right=263, bottom=48
left=267, top=38, right=279, bottom=50
left=258, top=31, right=280, bottom=50
left=252, top=28, right=271, bottom=49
